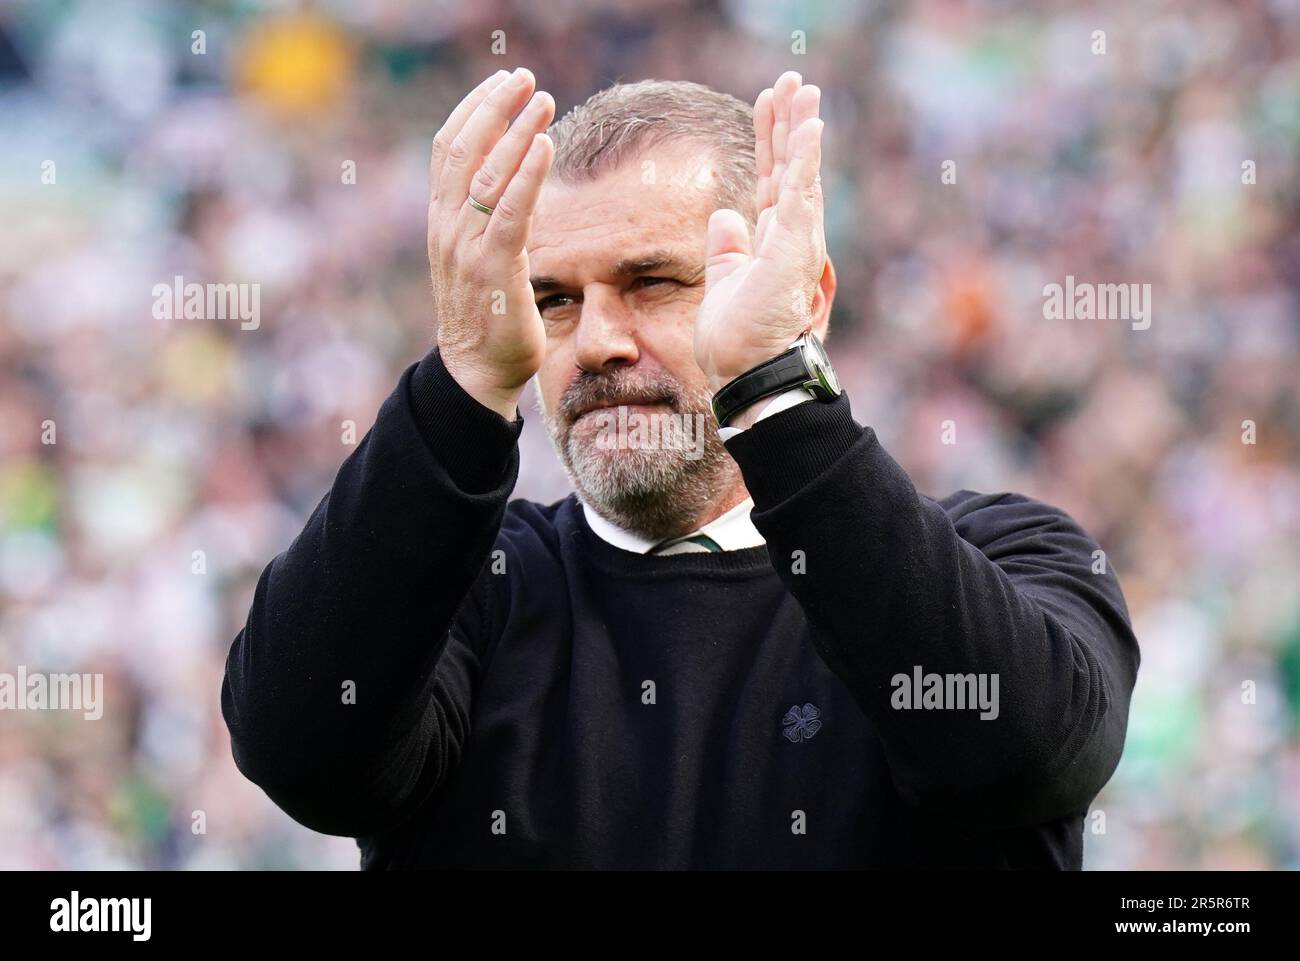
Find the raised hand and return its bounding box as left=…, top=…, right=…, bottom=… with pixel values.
left=694, top=71, right=827, bottom=394
left=429, top=68, right=556, bottom=420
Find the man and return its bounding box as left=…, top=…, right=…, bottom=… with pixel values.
left=222, top=68, right=1140, bottom=869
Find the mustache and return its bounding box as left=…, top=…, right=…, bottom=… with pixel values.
left=560, top=371, right=682, bottom=422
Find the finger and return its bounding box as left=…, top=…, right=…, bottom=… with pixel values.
left=768, top=71, right=801, bottom=207
left=430, top=70, right=510, bottom=201
left=482, top=132, right=554, bottom=255
left=789, top=84, right=821, bottom=142
left=781, top=84, right=820, bottom=211
left=704, top=208, right=753, bottom=291
left=439, top=67, right=537, bottom=217
left=754, top=205, right=776, bottom=249
left=772, top=117, right=824, bottom=242
left=753, top=87, right=775, bottom=208
left=770, top=72, right=801, bottom=166
left=462, top=90, right=556, bottom=235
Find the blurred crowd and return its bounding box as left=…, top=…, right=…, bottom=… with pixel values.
left=0, top=0, right=1297, bottom=869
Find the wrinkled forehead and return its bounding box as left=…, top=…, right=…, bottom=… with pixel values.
left=528, top=147, right=721, bottom=278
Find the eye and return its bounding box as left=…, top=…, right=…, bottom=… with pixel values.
left=536, top=293, right=576, bottom=313
left=633, top=276, right=676, bottom=290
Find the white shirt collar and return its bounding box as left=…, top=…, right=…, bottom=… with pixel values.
left=581, top=495, right=765, bottom=554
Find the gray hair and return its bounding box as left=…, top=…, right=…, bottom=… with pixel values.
left=546, top=79, right=757, bottom=224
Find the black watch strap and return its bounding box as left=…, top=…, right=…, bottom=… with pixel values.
left=711, top=348, right=810, bottom=427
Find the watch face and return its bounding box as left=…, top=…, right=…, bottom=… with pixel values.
left=805, top=332, right=840, bottom=395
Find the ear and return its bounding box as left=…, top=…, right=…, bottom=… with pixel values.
left=809, top=256, right=837, bottom=341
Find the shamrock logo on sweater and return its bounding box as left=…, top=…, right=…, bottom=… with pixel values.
left=782, top=703, right=823, bottom=743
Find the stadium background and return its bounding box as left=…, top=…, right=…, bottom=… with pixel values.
left=1, top=0, right=1298, bottom=869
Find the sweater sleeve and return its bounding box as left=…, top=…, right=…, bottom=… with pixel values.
left=221, top=347, right=521, bottom=837
left=723, top=394, right=1140, bottom=830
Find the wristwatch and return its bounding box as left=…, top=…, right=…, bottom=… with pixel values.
left=711, top=330, right=842, bottom=428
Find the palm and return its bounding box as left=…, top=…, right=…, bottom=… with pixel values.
left=696, top=206, right=814, bottom=379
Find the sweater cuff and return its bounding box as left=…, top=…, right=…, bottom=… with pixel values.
left=722, top=392, right=864, bottom=509
left=407, top=346, right=524, bottom=494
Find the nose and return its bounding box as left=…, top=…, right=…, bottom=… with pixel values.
left=573, top=285, right=640, bottom=374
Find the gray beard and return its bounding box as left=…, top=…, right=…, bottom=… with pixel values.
left=537, top=389, right=738, bottom=544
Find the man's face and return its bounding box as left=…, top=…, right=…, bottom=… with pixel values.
left=529, top=143, right=740, bottom=540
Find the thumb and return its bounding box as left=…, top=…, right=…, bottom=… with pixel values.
left=704, top=208, right=752, bottom=290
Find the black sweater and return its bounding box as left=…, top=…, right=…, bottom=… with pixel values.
left=221, top=347, right=1140, bottom=869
